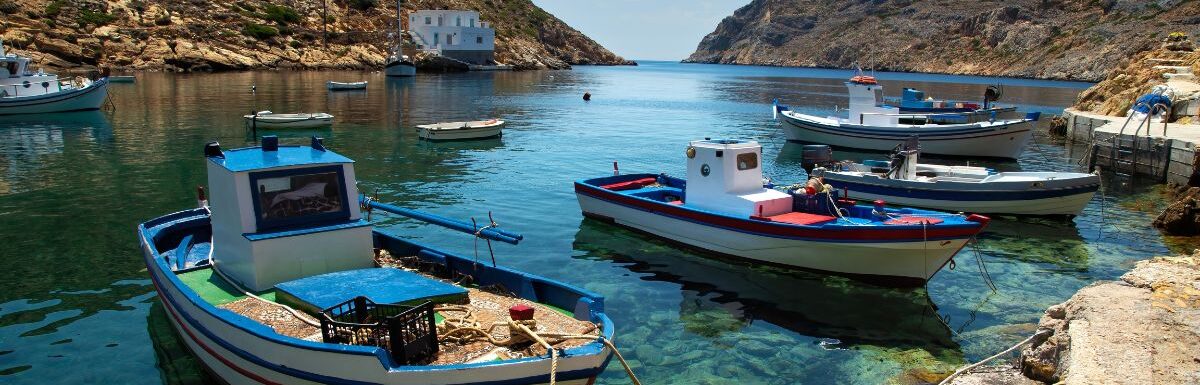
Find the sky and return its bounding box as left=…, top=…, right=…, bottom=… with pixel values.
left=530, top=1, right=750, bottom=61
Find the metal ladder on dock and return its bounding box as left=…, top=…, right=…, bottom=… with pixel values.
left=1106, top=101, right=1171, bottom=178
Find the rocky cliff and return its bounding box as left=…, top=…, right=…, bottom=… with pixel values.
left=0, top=0, right=632, bottom=72
left=685, top=0, right=1200, bottom=82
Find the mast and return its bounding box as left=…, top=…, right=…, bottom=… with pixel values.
left=395, top=0, right=403, bottom=55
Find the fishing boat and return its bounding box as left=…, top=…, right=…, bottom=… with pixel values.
left=0, top=40, right=109, bottom=115
left=575, top=139, right=990, bottom=285
left=805, top=138, right=1101, bottom=216
left=417, top=119, right=504, bottom=141
left=243, top=111, right=334, bottom=129
left=772, top=75, right=1040, bottom=159
left=327, top=81, right=367, bottom=90
left=385, top=0, right=417, bottom=77
left=137, top=136, right=630, bottom=385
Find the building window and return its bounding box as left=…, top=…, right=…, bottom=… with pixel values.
left=456, top=17, right=461, bottom=26
left=425, top=16, right=431, bottom=25
left=434, top=33, right=439, bottom=46
left=470, top=18, right=475, bottom=27
left=736, top=152, right=758, bottom=171
left=476, top=36, right=483, bottom=44
left=446, top=34, right=452, bottom=45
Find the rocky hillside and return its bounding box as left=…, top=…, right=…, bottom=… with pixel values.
left=1074, top=36, right=1199, bottom=117
left=0, top=0, right=632, bottom=72
left=685, top=0, right=1200, bottom=82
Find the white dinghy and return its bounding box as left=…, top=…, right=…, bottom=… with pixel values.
left=807, top=137, right=1100, bottom=216
left=773, top=74, right=1040, bottom=159
left=243, top=110, right=334, bottom=129
left=327, top=81, right=367, bottom=90
left=416, top=119, right=504, bottom=141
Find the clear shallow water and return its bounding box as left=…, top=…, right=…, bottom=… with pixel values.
left=0, top=61, right=1175, bottom=384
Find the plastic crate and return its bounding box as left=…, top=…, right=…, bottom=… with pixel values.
left=320, top=296, right=438, bottom=364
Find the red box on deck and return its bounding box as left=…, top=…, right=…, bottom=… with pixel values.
left=509, top=304, right=535, bottom=320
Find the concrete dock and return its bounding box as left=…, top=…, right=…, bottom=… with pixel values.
left=1063, top=108, right=1200, bottom=185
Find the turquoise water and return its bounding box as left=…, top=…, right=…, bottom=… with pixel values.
left=0, top=61, right=1175, bottom=384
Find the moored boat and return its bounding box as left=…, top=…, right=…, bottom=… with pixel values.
left=138, top=136, right=627, bottom=385
left=417, top=119, right=504, bottom=141
left=243, top=110, right=334, bottom=129
left=326, top=81, right=367, bottom=90
left=806, top=138, right=1101, bottom=216
left=0, top=40, right=109, bottom=115
left=385, top=0, right=417, bottom=77
left=109, top=75, right=136, bottom=83
left=772, top=75, right=1039, bottom=159
left=574, top=139, right=990, bottom=285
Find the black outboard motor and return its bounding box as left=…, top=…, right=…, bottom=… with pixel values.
left=801, top=145, right=833, bottom=175
left=983, top=85, right=1002, bottom=109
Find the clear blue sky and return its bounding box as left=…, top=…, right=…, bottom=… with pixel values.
left=531, top=1, right=750, bottom=61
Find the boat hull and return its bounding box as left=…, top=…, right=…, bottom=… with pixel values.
left=244, top=115, right=333, bottom=129
left=576, top=188, right=969, bottom=284
left=418, top=125, right=503, bottom=141
left=0, top=78, right=109, bottom=115
left=139, top=210, right=612, bottom=385
left=823, top=173, right=1099, bottom=216
left=327, top=82, right=367, bottom=91
left=385, top=61, right=417, bottom=77
left=779, top=111, right=1033, bottom=159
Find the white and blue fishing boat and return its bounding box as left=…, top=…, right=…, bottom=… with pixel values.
left=575, top=139, right=990, bottom=285
left=0, top=40, right=109, bottom=115
left=804, top=139, right=1101, bottom=216
left=138, top=136, right=632, bottom=385
left=772, top=75, right=1039, bottom=159
left=385, top=0, right=417, bottom=77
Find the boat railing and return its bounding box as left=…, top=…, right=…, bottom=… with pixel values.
left=857, top=107, right=1022, bottom=125
left=361, top=197, right=524, bottom=245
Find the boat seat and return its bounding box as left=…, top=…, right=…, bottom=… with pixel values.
left=884, top=216, right=944, bottom=225
left=600, top=177, right=658, bottom=191
left=754, top=212, right=837, bottom=226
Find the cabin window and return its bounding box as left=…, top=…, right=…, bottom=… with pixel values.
left=4, top=62, right=16, bottom=77
left=736, top=152, right=758, bottom=171
left=249, top=166, right=350, bottom=230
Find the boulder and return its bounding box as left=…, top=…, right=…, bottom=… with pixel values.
left=1153, top=187, right=1200, bottom=235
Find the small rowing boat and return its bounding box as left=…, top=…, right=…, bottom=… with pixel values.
left=243, top=110, right=334, bottom=129
left=417, top=119, right=504, bottom=141
left=326, top=81, right=367, bottom=90
left=138, top=136, right=629, bottom=385
left=575, top=138, right=989, bottom=286
left=806, top=138, right=1100, bottom=216
left=772, top=74, right=1040, bottom=159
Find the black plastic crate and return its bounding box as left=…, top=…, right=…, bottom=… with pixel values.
left=320, top=296, right=438, bottom=365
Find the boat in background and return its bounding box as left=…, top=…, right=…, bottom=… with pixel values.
left=772, top=74, right=1039, bottom=159
left=109, top=75, right=136, bottom=83
left=385, top=0, right=417, bottom=77
left=806, top=138, right=1100, bottom=216
left=0, top=39, right=109, bottom=115
left=417, top=119, right=504, bottom=140
left=575, top=139, right=989, bottom=286
left=244, top=111, right=334, bottom=129
left=327, top=81, right=367, bottom=91
left=138, top=136, right=625, bottom=385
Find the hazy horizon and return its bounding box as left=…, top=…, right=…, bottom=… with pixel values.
left=531, top=0, right=749, bottom=61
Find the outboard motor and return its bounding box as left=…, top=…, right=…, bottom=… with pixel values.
left=983, top=85, right=1002, bottom=109
left=801, top=145, right=833, bottom=176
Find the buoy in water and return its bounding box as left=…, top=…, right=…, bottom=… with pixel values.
left=583, top=92, right=591, bottom=101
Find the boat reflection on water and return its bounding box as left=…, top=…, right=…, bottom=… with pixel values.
left=571, top=218, right=958, bottom=353
left=146, top=301, right=215, bottom=385
left=976, top=216, right=1090, bottom=271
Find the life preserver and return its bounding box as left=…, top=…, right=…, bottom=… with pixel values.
left=850, top=75, right=878, bottom=85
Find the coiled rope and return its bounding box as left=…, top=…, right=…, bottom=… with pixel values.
left=936, top=329, right=1052, bottom=385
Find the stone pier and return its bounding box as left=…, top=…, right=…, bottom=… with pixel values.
left=1062, top=108, right=1200, bottom=185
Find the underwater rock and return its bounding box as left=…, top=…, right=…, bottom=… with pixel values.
left=1153, top=187, right=1200, bottom=235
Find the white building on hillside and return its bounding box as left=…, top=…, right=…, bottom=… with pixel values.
left=409, top=10, right=495, bottom=65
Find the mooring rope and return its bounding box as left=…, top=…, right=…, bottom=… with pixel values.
left=936, top=329, right=1052, bottom=385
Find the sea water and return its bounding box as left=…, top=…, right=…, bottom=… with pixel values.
left=0, top=62, right=1178, bottom=384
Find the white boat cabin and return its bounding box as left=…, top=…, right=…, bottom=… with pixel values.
left=685, top=139, right=792, bottom=217
left=844, top=76, right=902, bottom=126
left=204, top=136, right=373, bottom=291
left=0, top=41, right=67, bottom=98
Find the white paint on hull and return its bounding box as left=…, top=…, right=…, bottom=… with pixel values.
left=780, top=113, right=1033, bottom=159
left=841, top=190, right=1096, bottom=216
left=0, top=80, right=109, bottom=115
left=577, top=194, right=963, bottom=281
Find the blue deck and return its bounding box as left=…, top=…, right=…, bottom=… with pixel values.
left=274, top=268, right=468, bottom=311
left=209, top=145, right=354, bottom=172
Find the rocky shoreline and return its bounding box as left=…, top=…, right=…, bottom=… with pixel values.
left=946, top=255, right=1200, bottom=384
left=0, top=0, right=632, bottom=73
